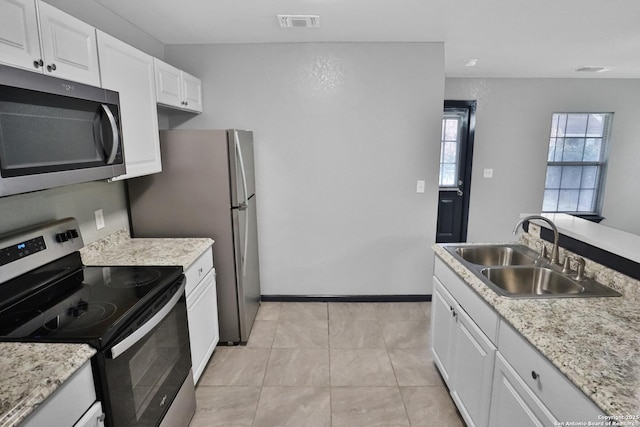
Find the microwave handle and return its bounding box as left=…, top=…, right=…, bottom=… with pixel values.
left=108, top=279, right=186, bottom=359
left=99, top=104, right=120, bottom=165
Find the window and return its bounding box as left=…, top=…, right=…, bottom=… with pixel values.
left=439, top=112, right=464, bottom=187
left=542, top=113, right=612, bottom=214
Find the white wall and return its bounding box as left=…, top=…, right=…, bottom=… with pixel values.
left=445, top=78, right=640, bottom=241
left=165, top=43, right=445, bottom=296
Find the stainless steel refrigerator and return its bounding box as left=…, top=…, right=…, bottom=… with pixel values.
left=127, top=129, right=260, bottom=344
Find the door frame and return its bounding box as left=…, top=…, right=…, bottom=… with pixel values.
left=442, top=100, right=476, bottom=242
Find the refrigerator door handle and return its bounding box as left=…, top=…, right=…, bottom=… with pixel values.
left=234, top=131, right=250, bottom=278
left=234, top=131, right=249, bottom=205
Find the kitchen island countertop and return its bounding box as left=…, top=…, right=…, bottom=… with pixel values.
left=433, top=243, right=640, bottom=418
left=0, top=343, right=95, bottom=427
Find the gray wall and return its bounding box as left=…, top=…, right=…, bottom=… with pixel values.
left=165, top=43, right=445, bottom=296
left=0, top=1, right=165, bottom=242
left=445, top=78, right=640, bottom=241
left=0, top=181, right=128, bottom=243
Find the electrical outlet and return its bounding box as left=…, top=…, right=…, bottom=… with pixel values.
left=416, top=180, right=425, bottom=193
left=94, top=209, right=105, bottom=230
left=483, top=168, right=494, bottom=178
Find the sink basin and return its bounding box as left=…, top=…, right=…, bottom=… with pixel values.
left=441, top=243, right=620, bottom=298
left=480, top=266, right=621, bottom=298
left=482, top=266, right=584, bottom=295
left=454, top=245, right=536, bottom=266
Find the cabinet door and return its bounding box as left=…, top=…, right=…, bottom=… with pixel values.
left=37, top=1, right=100, bottom=86
left=0, top=0, right=41, bottom=71
left=181, top=71, right=203, bottom=112
left=489, top=353, right=557, bottom=427
left=450, top=305, right=496, bottom=427
left=97, top=30, right=161, bottom=179
left=186, top=268, right=219, bottom=383
left=430, top=277, right=457, bottom=386
left=154, top=58, right=182, bottom=108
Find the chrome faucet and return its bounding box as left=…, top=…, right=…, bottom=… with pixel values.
left=512, top=215, right=560, bottom=265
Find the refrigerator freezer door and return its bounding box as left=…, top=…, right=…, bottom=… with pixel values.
left=232, top=195, right=261, bottom=342
left=229, top=130, right=256, bottom=207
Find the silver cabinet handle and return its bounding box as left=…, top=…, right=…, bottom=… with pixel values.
left=109, top=280, right=185, bottom=359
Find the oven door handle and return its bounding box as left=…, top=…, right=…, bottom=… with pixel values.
left=109, top=279, right=186, bottom=359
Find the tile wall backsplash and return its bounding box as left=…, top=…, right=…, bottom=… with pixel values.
left=519, top=230, right=640, bottom=301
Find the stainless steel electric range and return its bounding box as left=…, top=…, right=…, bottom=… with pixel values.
left=0, top=218, right=196, bottom=427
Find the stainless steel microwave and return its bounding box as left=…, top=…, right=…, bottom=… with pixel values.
left=0, top=64, right=125, bottom=197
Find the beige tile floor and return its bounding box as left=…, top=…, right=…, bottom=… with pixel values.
left=189, top=301, right=465, bottom=427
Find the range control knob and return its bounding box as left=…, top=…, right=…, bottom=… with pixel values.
left=55, top=232, right=69, bottom=243
left=66, top=229, right=79, bottom=239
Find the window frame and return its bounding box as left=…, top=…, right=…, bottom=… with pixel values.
left=542, top=112, right=613, bottom=216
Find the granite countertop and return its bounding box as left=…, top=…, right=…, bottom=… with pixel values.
left=0, top=343, right=95, bottom=427
left=80, top=229, right=214, bottom=269
left=433, top=243, right=640, bottom=417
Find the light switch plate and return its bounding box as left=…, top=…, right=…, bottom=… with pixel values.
left=483, top=168, right=494, bottom=178
left=95, top=209, right=105, bottom=230
left=416, top=180, right=425, bottom=193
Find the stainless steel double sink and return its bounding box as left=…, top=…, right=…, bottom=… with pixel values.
left=444, top=244, right=620, bottom=299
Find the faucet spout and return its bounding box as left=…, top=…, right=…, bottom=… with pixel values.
left=513, top=215, right=560, bottom=264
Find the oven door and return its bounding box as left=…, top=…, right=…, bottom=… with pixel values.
left=96, top=277, right=193, bottom=427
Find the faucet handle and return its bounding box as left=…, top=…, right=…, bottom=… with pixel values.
left=563, top=255, right=587, bottom=280
left=537, top=245, right=548, bottom=263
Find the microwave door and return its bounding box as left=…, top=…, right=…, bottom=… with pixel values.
left=93, top=104, right=121, bottom=165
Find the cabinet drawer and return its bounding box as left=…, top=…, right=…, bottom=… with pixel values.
left=434, top=257, right=499, bottom=343
left=498, top=320, right=603, bottom=423
left=185, top=246, right=213, bottom=296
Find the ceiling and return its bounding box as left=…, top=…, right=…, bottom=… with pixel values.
left=94, top=0, right=640, bottom=78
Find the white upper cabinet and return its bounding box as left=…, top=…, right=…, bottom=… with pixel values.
left=0, top=0, right=100, bottom=86
left=154, top=58, right=203, bottom=113
left=37, top=1, right=100, bottom=86
left=0, top=0, right=41, bottom=71
left=97, top=30, right=161, bottom=180
left=181, top=71, right=203, bottom=112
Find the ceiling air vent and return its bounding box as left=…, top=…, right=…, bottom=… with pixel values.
left=277, top=14, right=320, bottom=28
left=574, top=66, right=613, bottom=73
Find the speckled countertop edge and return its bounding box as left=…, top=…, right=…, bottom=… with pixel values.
left=80, top=229, right=214, bottom=269
left=432, top=243, right=640, bottom=417
left=0, top=343, right=95, bottom=427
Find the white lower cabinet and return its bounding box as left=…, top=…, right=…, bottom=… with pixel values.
left=22, top=361, right=104, bottom=427
left=74, top=402, right=106, bottom=427
left=432, top=274, right=496, bottom=427
left=431, top=280, right=457, bottom=385
left=185, top=247, right=219, bottom=383
left=489, top=353, right=557, bottom=427
left=432, top=257, right=605, bottom=427
left=450, top=302, right=496, bottom=427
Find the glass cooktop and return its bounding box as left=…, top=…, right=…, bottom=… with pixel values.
left=0, top=252, right=183, bottom=349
